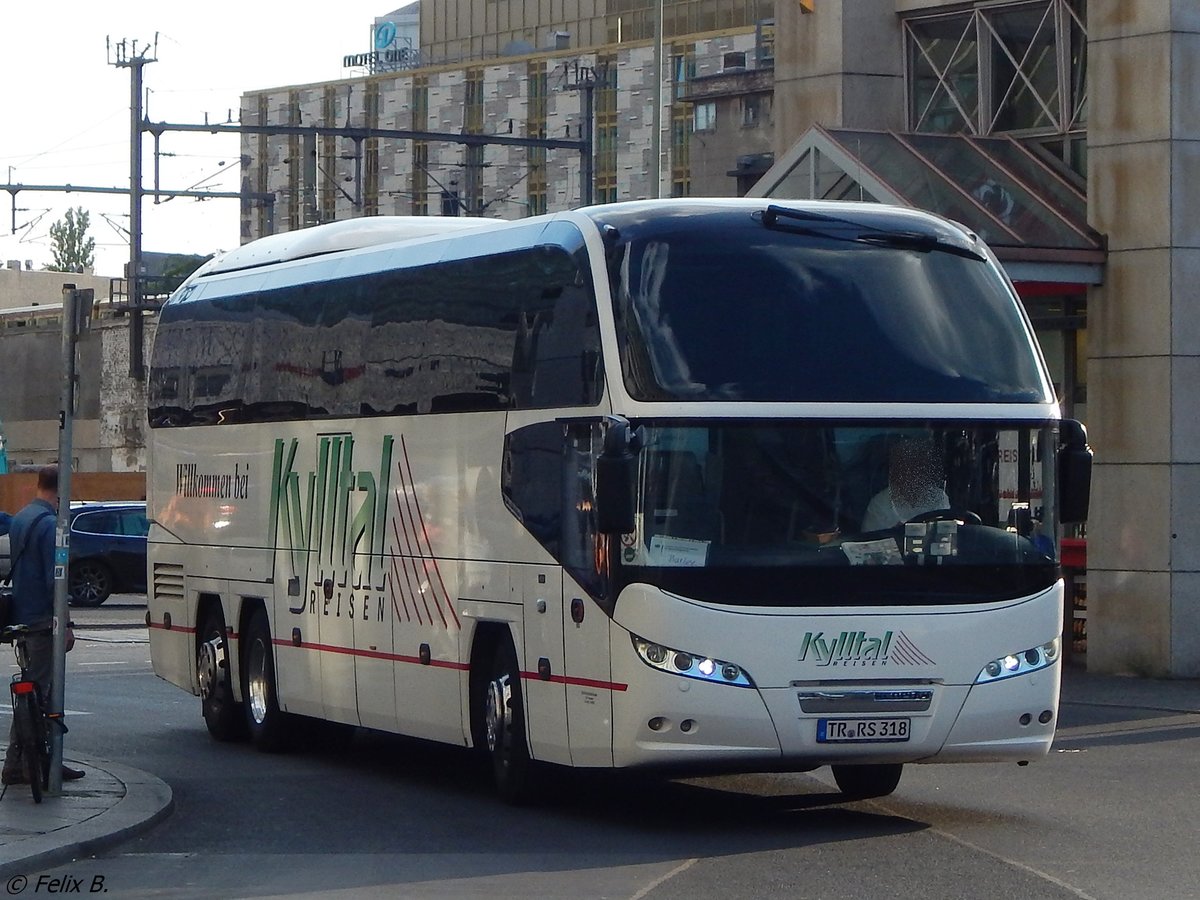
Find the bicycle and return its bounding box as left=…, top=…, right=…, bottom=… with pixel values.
left=1, top=623, right=56, bottom=803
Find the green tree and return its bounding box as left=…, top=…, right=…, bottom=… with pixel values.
left=47, top=206, right=96, bottom=273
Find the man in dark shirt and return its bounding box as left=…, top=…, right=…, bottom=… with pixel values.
left=2, top=465, right=84, bottom=785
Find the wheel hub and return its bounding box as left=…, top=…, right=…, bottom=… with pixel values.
left=247, top=642, right=269, bottom=725
left=197, top=637, right=225, bottom=701
left=484, top=674, right=511, bottom=755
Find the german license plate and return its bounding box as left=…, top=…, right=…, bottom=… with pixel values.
left=817, top=718, right=910, bottom=743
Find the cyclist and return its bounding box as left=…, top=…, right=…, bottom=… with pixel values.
left=1, top=465, right=84, bottom=786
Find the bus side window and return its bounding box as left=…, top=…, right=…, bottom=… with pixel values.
left=511, top=251, right=603, bottom=410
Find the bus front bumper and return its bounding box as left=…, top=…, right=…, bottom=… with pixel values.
left=611, top=663, right=1060, bottom=770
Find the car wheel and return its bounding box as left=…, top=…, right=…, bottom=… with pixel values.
left=69, top=559, right=114, bottom=607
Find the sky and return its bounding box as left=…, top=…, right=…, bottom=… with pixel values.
left=1, top=2, right=393, bottom=277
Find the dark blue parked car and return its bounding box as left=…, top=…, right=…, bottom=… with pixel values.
left=68, top=501, right=149, bottom=606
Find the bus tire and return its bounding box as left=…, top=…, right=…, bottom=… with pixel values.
left=241, top=607, right=294, bottom=752
left=831, top=763, right=903, bottom=799
left=483, top=640, right=539, bottom=804
left=198, top=606, right=247, bottom=742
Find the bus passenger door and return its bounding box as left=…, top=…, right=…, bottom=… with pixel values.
left=517, top=565, right=570, bottom=765
left=559, top=423, right=614, bottom=766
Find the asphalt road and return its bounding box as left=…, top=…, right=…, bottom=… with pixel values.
left=13, top=597, right=1200, bottom=899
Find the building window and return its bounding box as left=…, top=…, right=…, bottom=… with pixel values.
left=286, top=91, right=301, bottom=233
left=465, top=69, right=485, bottom=215
left=671, top=46, right=694, bottom=197
left=693, top=101, right=717, bottom=132
left=363, top=81, right=381, bottom=216
left=412, top=76, right=429, bottom=215
left=742, top=96, right=762, bottom=128
left=905, top=0, right=1088, bottom=175
left=527, top=61, right=548, bottom=216
left=595, top=56, right=619, bottom=204
left=756, top=18, right=775, bottom=69
left=255, top=95, right=270, bottom=238
left=320, top=88, right=338, bottom=224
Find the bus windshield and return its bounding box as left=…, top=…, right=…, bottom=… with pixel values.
left=598, top=205, right=1051, bottom=404
left=614, top=422, right=1058, bottom=607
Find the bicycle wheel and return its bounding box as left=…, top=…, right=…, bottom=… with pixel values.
left=12, top=691, right=44, bottom=803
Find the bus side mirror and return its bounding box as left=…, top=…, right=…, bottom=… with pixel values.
left=1058, top=419, right=1092, bottom=524
left=595, top=419, right=642, bottom=536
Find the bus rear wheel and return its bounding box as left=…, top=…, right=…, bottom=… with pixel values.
left=241, top=607, right=293, bottom=752
left=482, top=641, right=539, bottom=804
left=831, top=763, right=903, bottom=799
left=198, top=607, right=247, bottom=742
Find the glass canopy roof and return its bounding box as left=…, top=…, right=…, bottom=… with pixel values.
left=749, top=126, right=1103, bottom=266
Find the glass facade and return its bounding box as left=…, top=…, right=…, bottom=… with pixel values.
left=905, top=0, right=1088, bottom=176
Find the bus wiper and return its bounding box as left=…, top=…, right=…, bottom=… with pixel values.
left=760, top=204, right=985, bottom=261
left=856, top=231, right=985, bottom=261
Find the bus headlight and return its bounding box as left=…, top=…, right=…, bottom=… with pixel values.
left=975, top=638, right=1060, bottom=684
left=632, top=635, right=754, bottom=687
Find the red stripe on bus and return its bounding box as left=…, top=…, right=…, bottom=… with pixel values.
left=266, top=639, right=627, bottom=691
left=521, top=671, right=629, bottom=692
left=148, top=622, right=197, bottom=635
left=272, top=638, right=469, bottom=670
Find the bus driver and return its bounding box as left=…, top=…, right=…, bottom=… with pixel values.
left=862, top=437, right=950, bottom=532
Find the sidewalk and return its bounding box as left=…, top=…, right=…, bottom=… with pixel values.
left=1061, top=665, right=1200, bottom=713
left=0, top=756, right=172, bottom=878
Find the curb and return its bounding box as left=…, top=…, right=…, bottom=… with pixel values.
left=0, top=757, right=173, bottom=878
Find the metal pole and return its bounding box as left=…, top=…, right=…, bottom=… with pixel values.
left=49, top=284, right=79, bottom=794
left=651, top=0, right=664, bottom=198
left=582, top=74, right=595, bottom=207
left=129, top=57, right=145, bottom=380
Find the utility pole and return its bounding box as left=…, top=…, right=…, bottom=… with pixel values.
left=565, top=62, right=597, bottom=207
left=108, top=37, right=156, bottom=380
left=49, top=284, right=92, bottom=794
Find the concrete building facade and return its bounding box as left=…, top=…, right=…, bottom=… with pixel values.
left=240, top=24, right=771, bottom=239
left=0, top=265, right=112, bottom=312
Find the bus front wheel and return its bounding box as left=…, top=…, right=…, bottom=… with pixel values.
left=241, top=608, right=293, bottom=752
left=483, top=641, right=538, bottom=804
left=831, top=763, right=903, bottom=799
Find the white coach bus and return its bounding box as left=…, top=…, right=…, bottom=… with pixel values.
left=146, top=198, right=1091, bottom=802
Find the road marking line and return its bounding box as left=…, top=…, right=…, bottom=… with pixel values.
left=78, top=661, right=132, bottom=666
left=919, top=824, right=1100, bottom=900
left=0, top=708, right=93, bottom=717
left=628, top=858, right=698, bottom=900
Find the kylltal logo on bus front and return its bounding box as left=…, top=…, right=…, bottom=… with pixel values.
left=798, top=630, right=935, bottom=668
left=269, top=434, right=394, bottom=620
